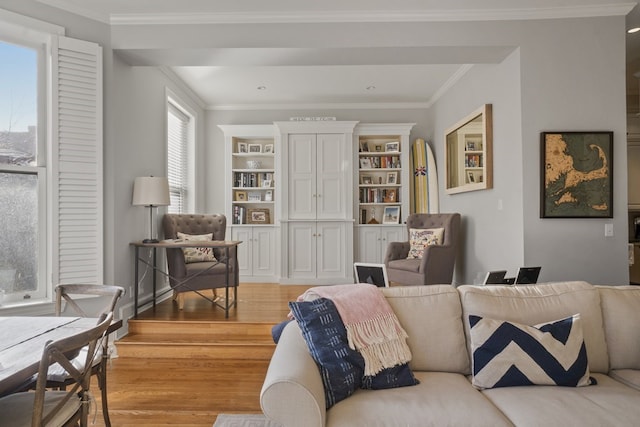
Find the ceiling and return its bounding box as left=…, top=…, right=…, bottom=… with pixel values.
left=37, top=0, right=640, bottom=112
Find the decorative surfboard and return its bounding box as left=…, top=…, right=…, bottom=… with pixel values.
left=411, top=138, right=439, bottom=214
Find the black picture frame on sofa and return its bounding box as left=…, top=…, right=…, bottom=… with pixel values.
left=354, top=263, right=389, bottom=287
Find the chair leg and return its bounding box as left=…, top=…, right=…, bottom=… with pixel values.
left=212, top=289, right=220, bottom=302
left=98, top=356, right=112, bottom=427
left=177, top=293, right=184, bottom=310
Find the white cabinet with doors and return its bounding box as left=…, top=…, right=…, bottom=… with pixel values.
left=276, top=121, right=358, bottom=284
left=287, top=221, right=346, bottom=280
left=356, top=225, right=404, bottom=264
left=231, top=226, right=277, bottom=281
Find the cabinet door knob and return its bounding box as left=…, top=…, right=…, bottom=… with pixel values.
left=312, top=233, right=316, bottom=237
left=317, top=233, right=322, bottom=237
left=312, top=194, right=317, bottom=198
left=317, top=194, right=322, bottom=198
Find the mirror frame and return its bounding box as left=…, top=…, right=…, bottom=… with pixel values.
left=444, top=104, right=493, bottom=194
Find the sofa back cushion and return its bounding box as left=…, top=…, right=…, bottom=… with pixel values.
left=458, top=281, right=608, bottom=374
left=382, top=285, right=469, bottom=374
left=598, top=286, right=640, bottom=370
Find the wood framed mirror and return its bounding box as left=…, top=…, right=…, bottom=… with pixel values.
left=444, top=104, right=493, bottom=194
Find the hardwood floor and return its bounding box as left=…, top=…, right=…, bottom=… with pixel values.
left=95, top=283, right=311, bottom=427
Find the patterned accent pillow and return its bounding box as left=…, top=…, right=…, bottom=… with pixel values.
left=468, top=314, right=595, bottom=389
left=407, top=227, right=444, bottom=259
left=177, top=232, right=217, bottom=264
left=289, top=298, right=364, bottom=408
left=289, top=298, right=418, bottom=408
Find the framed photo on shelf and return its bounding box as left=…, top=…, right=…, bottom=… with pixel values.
left=361, top=175, right=372, bottom=184
left=247, top=208, right=270, bottom=224
left=382, top=206, right=400, bottom=224
left=466, top=141, right=476, bottom=151
left=265, top=190, right=273, bottom=201
left=248, top=143, right=262, bottom=153
left=467, top=171, right=475, bottom=183
left=262, top=179, right=272, bottom=188
left=237, top=142, right=248, bottom=153
left=264, top=144, right=274, bottom=153
left=385, top=141, right=400, bottom=152
left=386, top=172, right=398, bottom=184
left=374, top=144, right=382, bottom=152
left=235, top=190, right=247, bottom=201
left=540, top=131, right=613, bottom=218
left=359, top=140, right=369, bottom=152
left=247, top=192, right=262, bottom=202
left=360, top=158, right=372, bottom=169
left=383, top=189, right=397, bottom=203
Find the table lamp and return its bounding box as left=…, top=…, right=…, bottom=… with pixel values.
left=132, top=176, right=170, bottom=243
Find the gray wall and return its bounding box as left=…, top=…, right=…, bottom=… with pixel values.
left=431, top=50, right=524, bottom=285
left=430, top=17, right=628, bottom=285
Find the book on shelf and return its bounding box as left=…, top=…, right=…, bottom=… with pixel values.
left=360, top=188, right=399, bottom=203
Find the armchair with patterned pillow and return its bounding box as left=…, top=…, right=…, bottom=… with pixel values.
left=384, top=213, right=461, bottom=286
left=162, top=213, right=238, bottom=310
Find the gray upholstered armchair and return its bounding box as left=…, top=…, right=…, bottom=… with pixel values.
left=384, top=213, right=461, bottom=286
left=162, top=214, right=238, bottom=310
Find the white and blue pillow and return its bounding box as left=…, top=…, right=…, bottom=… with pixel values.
left=289, top=298, right=418, bottom=408
left=469, top=313, right=595, bottom=389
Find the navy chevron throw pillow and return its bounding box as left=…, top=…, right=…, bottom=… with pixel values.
left=469, top=314, right=595, bottom=389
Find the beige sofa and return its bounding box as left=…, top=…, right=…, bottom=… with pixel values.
left=260, top=282, right=640, bottom=426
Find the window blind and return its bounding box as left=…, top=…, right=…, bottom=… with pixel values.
left=167, top=102, right=188, bottom=214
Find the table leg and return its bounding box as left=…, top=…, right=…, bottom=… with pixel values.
left=134, top=246, right=140, bottom=318
left=225, top=246, right=230, bottom=318
left=152, top=247, right=157, bottom=308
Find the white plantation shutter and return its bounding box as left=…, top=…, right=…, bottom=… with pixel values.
left=167, top=102, right=188, bottom=213
left=51, top=35, right=103, bottom=285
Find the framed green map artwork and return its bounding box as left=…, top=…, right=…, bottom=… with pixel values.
left=541, top=131, right=613, bottom=218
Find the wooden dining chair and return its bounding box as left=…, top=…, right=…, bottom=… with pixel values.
left=0, top=312, right=112, bottom=427
left=49, top=284, right=125, bottom=427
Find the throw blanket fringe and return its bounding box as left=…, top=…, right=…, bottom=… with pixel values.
left=298, top=284, right=412, bottom=377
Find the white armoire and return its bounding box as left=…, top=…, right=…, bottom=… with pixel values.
left=275, top=121, right=358, bottom=284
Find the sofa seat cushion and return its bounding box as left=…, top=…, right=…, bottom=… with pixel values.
left=382, top=285, right=469, bottom=373
left=459, top=281, right=609, bottom=373
left=481, top=373, right=640, bottom=427
left=326, top=372, right=513, bottom=427
left=597, top=286, right=640, bottom=370
left=387, top=258, right=420, bottom=273
left=609, top=369, right=640, bottom=391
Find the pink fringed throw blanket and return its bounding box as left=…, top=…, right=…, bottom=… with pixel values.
left=297, top=283, right=412, bottom=376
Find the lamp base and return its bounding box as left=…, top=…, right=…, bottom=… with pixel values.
left=143, top=238, right=160, bottom=244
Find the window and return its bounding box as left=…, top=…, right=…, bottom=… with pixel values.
left=0, top=9, right=102, bottom=309
left=167, top=97, right=193, bottom=214
left=0, top=40, right=44, bottom=303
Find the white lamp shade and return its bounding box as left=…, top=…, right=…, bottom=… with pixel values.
left=132, top=176, right=170, bottom=206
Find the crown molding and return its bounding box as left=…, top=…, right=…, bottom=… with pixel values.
left=36, top=0, right=110, bottom=24
left=34, top=1, right=637, bottom=26
left=110, top=4, right=636, bottom=26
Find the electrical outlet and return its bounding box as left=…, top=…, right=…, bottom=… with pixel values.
left=605, top=223, right=614, bottom=237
